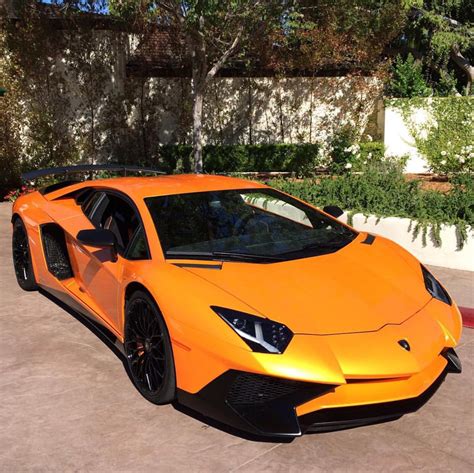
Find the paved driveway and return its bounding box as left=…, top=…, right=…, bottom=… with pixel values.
left=0, top=203, right=473, bottom=472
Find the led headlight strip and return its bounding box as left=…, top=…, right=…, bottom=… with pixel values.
left=211, top=306, right=293, bottom=354
left=421, top=265, right=452, bottom=305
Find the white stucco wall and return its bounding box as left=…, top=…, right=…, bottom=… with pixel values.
left=384, top=105, right=431, bottom=173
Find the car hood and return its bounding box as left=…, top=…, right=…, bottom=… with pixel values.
left=183, top=234, right=431, bottom=335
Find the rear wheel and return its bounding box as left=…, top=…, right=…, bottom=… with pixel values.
left=12, top=218, right=37, bottom=291
left=124, top=290, right=176, bottom=404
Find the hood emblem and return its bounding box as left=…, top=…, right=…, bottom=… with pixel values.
left=398, top=339, right=411, bottom=351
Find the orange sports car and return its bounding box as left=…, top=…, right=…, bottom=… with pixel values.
left=12, top=165, right=462, bottom=438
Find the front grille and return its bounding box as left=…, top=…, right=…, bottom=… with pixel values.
left=226, top=371, right=334, bottom=409
left=227, top=373, right=303, bottom=406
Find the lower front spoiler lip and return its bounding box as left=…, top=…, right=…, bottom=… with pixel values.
left=176, top=349, right=462, bottom=439
left=302, top=348, right=462, bottom=434
left=301, top=363, right=448, bottom=433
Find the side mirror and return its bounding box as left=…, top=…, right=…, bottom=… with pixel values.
left=323, top=205, right=344, bottom=218
left=77, top=229, right=117, bottom=261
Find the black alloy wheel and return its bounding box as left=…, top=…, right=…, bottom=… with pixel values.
left=12, top=218, right=38, bottom=291
left=124, top=290, right=176, bottom=404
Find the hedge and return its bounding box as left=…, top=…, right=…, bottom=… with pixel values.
left=268, top=162, right=474, bottom=247
left=150, top=143, right=320, bottom=175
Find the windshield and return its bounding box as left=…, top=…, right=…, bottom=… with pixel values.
left=145, top=188, right=357, bottom=263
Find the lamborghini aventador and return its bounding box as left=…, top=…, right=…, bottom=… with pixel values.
left=11, top=165, right=462, bottom=437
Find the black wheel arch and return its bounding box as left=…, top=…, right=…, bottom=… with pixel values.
left=123, top=281, right=165, bottom=330
left=123, top=283, right=177, bottom=404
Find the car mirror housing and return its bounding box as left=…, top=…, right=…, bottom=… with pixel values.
left=323, top=205, right=344, bottom=218
left=77, top=229, right=118, bottom=261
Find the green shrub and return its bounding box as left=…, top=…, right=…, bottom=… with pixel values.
left=358, top=142, right=385, bottom=166
left=327, top=126, right=385, bottom=173
left=387, top=54, right=432, bottom=98
left=152, top=143, right=320, bottom=176
left=327, top=126, right=357, bottom=173
left=268, top=160, right=473, bottom=248
left=388, top=96, right=474, bottom=175
left=415, top=99, right=473, bottom=175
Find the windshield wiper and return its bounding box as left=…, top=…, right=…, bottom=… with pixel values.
left=275, top=240, right=345, bottom=257
left=211, top=251, right=283, bottom=261
left=300, top=241, right=344, bottom=251
left=166, top=250, right=283, bottom=262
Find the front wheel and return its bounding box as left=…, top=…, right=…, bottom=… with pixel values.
left=124, top=290, right=176, bottom=404
left=12, top=218, right=38, bottom=291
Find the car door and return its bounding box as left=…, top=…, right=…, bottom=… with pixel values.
left=71, top=190, right=148, bottom=332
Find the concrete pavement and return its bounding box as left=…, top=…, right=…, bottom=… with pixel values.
left=0, top=202, right=473, bottom=472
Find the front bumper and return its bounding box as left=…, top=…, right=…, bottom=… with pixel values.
left=176, top=349, right=461, bottom=438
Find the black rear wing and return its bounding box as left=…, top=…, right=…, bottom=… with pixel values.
left=21, top=164, right=165, bottom=182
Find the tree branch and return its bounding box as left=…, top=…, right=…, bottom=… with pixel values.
left=451, top=46, right=474, bottom=95
left=205, top=28, right=243, bottom=83
left=157, top=1, right=184, bottom=25
left=410, top=6, right=473, bottom=94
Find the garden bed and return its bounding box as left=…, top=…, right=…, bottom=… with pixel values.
left=267, top=162, right=473, bottom=256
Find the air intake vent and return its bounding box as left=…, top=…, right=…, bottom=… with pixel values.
left=41, top=224, right=73, bottom=280
left=226, top=372, right=333, bottom=408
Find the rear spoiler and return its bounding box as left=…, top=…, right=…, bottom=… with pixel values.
left=21, top=164, right=165, bottom=182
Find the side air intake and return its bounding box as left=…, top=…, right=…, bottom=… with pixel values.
left=41, top=224, right=73, bottom=280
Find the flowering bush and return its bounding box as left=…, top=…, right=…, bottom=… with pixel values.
left=326, top=126, right=385, bottom=173
left=389, top=97, right=474, bottom=176
left=432, top=144, right=474, bottom=175
left=4, top=185, right=35, bottom=203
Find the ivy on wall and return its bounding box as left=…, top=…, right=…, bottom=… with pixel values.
left=388, top=97, right=474, bottom=174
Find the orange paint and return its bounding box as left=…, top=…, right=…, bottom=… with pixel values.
left=12, top=174, right=462, bottom=419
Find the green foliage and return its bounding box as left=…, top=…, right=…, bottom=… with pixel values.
left=327, top=126, right=358, bottom=173
left=434, top=70, right=459, bottom=96
left=268, top=161, right=474, bottom=247
left=389, top=97, right=474, bottom=174
left=387, top=54, right=432, bottom=98
left=152, top=144, right=320, bottom=176
left=400, top=1, right=473, bottom=95
left=326, top=126, right=385, bottom=173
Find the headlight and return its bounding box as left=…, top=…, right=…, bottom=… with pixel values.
left=211, top=306, right=293, bottom=354
left=421, top=265, right=451, bottom=305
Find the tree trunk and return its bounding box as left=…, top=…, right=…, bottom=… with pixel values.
left=189, top=24, right=242, bottom=173
left=451, top=46, right=474, bottom=95
left=247, top=77, right=253, bottom=145
left=192, top=85, right=204, bottom=173
left=140, top=78, right=149, bottom=163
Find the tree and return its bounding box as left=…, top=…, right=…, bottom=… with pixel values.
left=400, top=1, right=473, bottom=95
left=110, top=0, right=285, bottom=173
left=275, top=1, right=414, bottom=73
left=387, top=53, right=432, bottom=97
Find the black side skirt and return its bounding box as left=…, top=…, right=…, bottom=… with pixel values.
left=38, top=285, right=125, bottom=357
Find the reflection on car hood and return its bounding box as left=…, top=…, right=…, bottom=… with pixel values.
left=183, top=234, right=431, bottom=335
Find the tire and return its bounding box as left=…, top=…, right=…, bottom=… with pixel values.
left=124, top=290, right=176, bottom=404
left=12, top=218, right=38, bottom=291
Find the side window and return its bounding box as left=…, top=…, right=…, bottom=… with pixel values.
left=125, top=226, right=149, bottom=260
left=82, top=192, right=147, bottom=258
left=82, top=191, right=106, bottom=222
